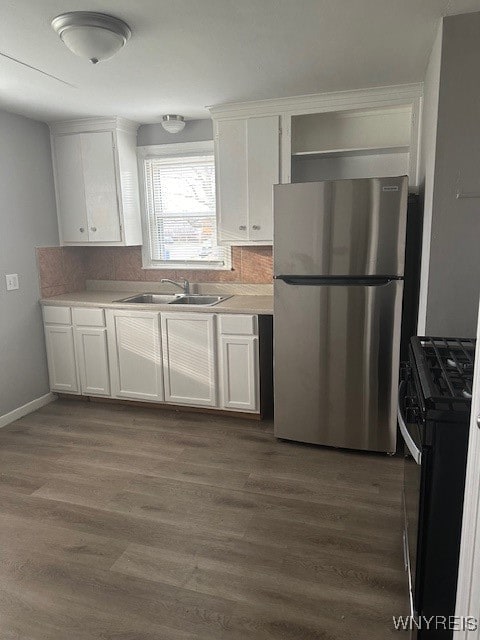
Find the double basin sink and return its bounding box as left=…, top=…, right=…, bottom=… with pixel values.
left=115, top=293, right=231, bottom=307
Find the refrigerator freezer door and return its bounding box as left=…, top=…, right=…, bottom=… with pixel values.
left=274, top=176, right=408, bottom=277
left=274, top=278, right=403, bottom=452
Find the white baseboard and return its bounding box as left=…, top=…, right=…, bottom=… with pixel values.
left=0, top=392, right=56, bottom=429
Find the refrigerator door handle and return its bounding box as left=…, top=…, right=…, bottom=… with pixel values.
left=274, top=275, right=398, bottom=287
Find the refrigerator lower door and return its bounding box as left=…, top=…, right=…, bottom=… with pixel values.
left=274, top=278, right=403, bottom=453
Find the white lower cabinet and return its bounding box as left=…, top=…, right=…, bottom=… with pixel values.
left=75, top=327, right=110, bottom=396
left=217, top=314, right=259, bottom=412
left=219, top=335, right=259, bottom=411
left=161, top=312, right=217, bottom=407
left=44, top=324, right=79, bottom=393
left=43, top=305, right=264, bottom=415
left=106, top=310, right=164, bottom=402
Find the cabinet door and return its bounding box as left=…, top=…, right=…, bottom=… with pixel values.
left=81, top=132, right=121, bottom=242
left=215, top=117, right=279, bottom=244
left=162, top=313, right=217, bottom=406
left=107, top=311, right=163, bottom=401
left=219, top=335, right=259, bottom=411
left=215, top=119, right=248, bottom=243
left=44, top=325, right=79, bottom=393
left=75, top=327, right=110, bottom=396
left=52, top=135, right=88, bottom=243
left=247, top=116, right=279, bottom=242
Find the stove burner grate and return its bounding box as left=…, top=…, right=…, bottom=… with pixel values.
left=411, top=336, right=475, bottom=408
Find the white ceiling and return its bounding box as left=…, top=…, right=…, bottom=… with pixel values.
left=1, top=0, right=480, bottom=123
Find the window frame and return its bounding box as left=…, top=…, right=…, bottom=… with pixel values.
left=137, top=141, right=231, bottom=270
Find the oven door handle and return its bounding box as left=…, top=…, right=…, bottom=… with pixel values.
left=398, top=380, right=422, bottom=465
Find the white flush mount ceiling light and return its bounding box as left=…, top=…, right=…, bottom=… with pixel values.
left=51, top=12, right=131, bottom=64
left=161, top=115, right=186, bottom=134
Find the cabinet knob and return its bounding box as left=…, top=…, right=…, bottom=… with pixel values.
left=252, top=225, right=261, bottom=230
left=79, top=227, right=85, bottom=233
left=90, top=227, right=97, bottom=232
left=239, top=225, right=246, bottom=231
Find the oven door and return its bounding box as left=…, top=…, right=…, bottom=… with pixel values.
left=398, top=379, right=423, bottom=623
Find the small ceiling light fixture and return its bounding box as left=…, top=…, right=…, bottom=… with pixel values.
left=51, top=11, right=131, bottom=64
left=161, top=115, right=186, bottom=134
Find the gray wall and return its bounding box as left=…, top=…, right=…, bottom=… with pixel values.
left=421, top=13, right=480, bottom=337
left=137, top=118, right=213, bottom=146
left=0, top=110, right=58, bottom=416
left=418, top=24, right=442, bottom=334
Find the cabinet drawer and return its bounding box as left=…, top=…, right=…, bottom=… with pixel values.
left=73, top=307, right=105, bottom=327
left=43, top=306, right=71, bottom=325
left=218, top=314, right=257, bottom=335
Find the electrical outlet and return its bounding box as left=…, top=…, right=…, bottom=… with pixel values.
left=5, top=274, right=19, bottom=291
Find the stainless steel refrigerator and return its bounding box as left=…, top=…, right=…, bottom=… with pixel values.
left=273, top=176, right=408, bottom=453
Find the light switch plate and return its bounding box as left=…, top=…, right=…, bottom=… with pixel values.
left=5, top=274, right=19, bottom=291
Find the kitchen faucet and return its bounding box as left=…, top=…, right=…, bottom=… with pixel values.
left=161, top=278, right=190, bottom=295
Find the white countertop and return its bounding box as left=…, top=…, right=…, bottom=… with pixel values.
left=40, top=290, right=273, bottom=315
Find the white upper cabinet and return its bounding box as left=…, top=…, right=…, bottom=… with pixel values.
left=51, top=134, right=88, bottom=243
left=214, top=115, right=279, bottom=245
left=246, top=117, right=279, bottom=242
left=80, top=131, right=121, bottom=243
left=290, top=107, right=412, bottom=184
left=210, top=83, right=422, bottom=196
left=215, top=119, right=248, bottom=243
left=50, top=118, right=142, bottom=246
left=290, top=107, right=412, bottom=156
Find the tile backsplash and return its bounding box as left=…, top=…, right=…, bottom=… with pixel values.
left=37, top=245, right=273, bottom=298
left=37, top=247, right=86, bottom=298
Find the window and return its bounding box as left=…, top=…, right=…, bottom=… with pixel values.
left=138, top=142, right=230, bottom=269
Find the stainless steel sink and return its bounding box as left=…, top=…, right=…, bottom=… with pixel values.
left=114, top=293, right=180, bottom=304
left=169, top=295, right=230, bottom=306
left=115, top=293, right=231, bottom=306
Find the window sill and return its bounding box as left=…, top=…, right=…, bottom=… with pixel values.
left=142, top=263, right=233, bottom=272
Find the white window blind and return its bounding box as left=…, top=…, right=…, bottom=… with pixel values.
left=143, top=154, right=228, bottom=267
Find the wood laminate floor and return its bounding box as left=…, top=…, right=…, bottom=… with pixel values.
left=0, top=399, right=407, bottom=639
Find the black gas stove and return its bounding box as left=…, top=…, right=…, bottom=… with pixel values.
left=399, top=336, right=475, bottom=638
